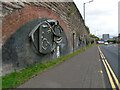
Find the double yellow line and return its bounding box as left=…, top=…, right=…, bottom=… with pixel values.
left=98, top=46, right=120, bottom=89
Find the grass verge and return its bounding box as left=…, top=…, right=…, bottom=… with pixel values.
left=2, top=44, right=98, bottom=88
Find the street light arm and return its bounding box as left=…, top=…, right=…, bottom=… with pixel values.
left=83, top=0, right=94, bottom=24
left=89, top=0, right=93, bottom=3
left=84, top=0, right=93, bottom=4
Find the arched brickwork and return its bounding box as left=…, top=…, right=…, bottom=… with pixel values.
left=2, top=6, right=70, bottom=44
left=1, top=3, right=88, bottom=75
left=2, top=6, right=71, bottom=75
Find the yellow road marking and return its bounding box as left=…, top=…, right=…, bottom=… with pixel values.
left=105, top=59, right=120, bottom=89
left=99, top=48, right=120, bottom=89
left=102, top=59, right=116, bottom=88
left=98, top=70, right=103, bottom=74
left=98, top=46, right=118, bottom=89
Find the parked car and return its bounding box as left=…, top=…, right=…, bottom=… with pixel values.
left=109, top=42, right=113, bottom=44
left=104, top=42, right=108, bottom=45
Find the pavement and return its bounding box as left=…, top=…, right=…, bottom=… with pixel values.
left=18, top=45, right=106, bottom=88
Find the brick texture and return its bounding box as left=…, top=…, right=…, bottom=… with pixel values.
left=1, top=2, right=90, bottom=75
left=2, top=2, right=89, bottom=51
left=2, top=6, right=68, bottom=44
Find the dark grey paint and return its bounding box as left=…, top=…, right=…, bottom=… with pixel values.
left=2, top=18, right=70, bottom=74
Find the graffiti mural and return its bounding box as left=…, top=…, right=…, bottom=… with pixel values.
left=29, top=19, right=63, bottom=54
left=2, top=18, right=70, bottom=75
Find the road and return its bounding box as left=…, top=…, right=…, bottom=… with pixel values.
left=99, top=44, right=118, bottom=79
left=19, top=46, right=105, bottom=88
left=99, top=44, right=119, bottom=88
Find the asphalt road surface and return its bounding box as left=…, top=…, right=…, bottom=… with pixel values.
left=99, top=44, right=119, bottom=88
left=19, top=46, right=105, bottom=88
left=99, top=44, right=119, bottom=79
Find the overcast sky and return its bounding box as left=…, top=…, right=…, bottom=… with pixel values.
left=74, top=0, right=119, bottom=38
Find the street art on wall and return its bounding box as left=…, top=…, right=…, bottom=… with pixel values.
left=2, top=18, right=69, bottom=75
left=29, top=19, right=63, bottom=54
left=2, top=2, right=88, bottom=76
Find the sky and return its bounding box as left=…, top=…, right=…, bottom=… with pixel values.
left=73, top=0, right=119, bottom=38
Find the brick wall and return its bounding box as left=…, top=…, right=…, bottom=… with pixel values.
left=1, top=1, right=89, bottom=75
left=2, top=2, right=87, bottom=47
left=2, top=6, right=68, bottom=43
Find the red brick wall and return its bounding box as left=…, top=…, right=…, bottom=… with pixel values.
left=1, top=2, right=90, bottom=75
left=2, top=6, right=70, bottom=44
left=2, top=2, right=89, bottom=53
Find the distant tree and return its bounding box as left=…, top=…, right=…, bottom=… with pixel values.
left=90, top=34, right=99, bottom=39
left=85, top=26, right=90, bottom=34
left=107, top=40, right=117, bottom=43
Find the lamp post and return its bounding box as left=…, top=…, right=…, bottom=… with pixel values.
left=83, top=0, right=93, bottom=24
left=83, top=0, right=93, bottom=49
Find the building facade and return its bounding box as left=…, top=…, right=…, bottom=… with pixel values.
left=102, top=34, right=109, bottom=41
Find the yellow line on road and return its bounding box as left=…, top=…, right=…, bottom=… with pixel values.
left=98, top=46, right=117, bottom=89
left=99, top=47, right=120, bottom=88
left=105, top=59, right=120, bottom=89
left=102, top=59, right=116, bottom=89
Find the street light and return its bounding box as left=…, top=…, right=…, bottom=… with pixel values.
left=83, top=0, right=93, bottom=24
left=83, top=0, right=93, bottom=48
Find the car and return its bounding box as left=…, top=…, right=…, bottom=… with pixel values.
left=109, top=42, right=113, bottom=44
left=104, top=42, right=108, bottom=45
